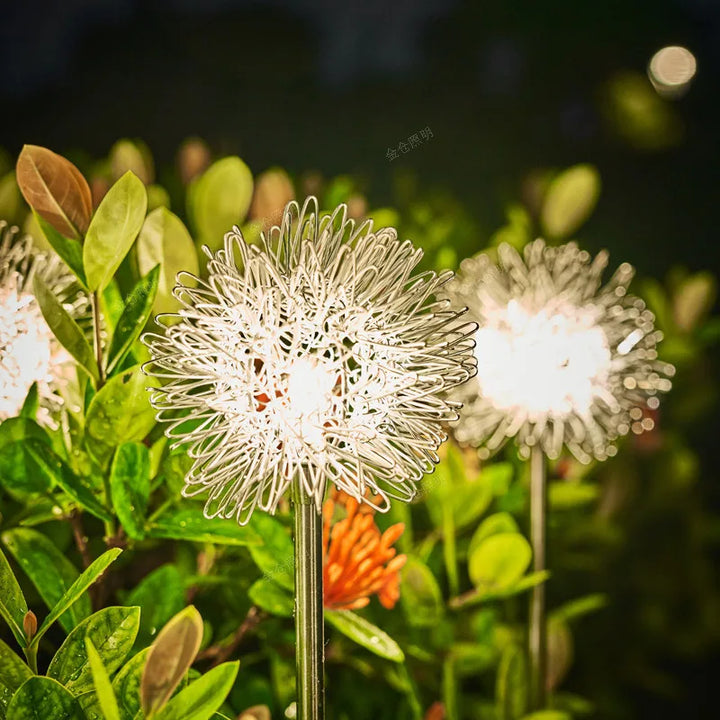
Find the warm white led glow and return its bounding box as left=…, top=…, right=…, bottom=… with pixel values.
left=144, top=198, right=476, bottom=523
left=444, top=239, right=674, bottom=462
left=475, top=300, right=612, bottom=418
left=0, top=223, right=78, bottom=423
left=648, top=45, right=696, bottom=98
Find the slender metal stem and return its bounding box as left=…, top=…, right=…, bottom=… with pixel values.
left=293, top=483, right=325, bottom=720
left=529, top=445, right=547, bottom=710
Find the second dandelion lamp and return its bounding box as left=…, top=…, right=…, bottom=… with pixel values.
left=143, top=199, right=476, bottom=720
left=445, top=239, right=674, bottom=710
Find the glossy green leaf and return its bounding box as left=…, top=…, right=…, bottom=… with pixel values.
left=19, top=383, right=39, bottom=420
left=6, top=677, right=84, bottom=720
left=106, top=266, right=160, bottom=376
left=126, top=565, right=185, bottom=647
left=469, top=533, right=532, bottom=591
left=496, top=644, right=528, bottom=720
left=248, top=578, right=293, bottom=618
left=141, top=606, right=204, bottom=716
left=0, top=442, right=52, bottom=495
left=0, top=638, right=33, bottom=707
left=34, top=212, right=87, bottom=286
left=137, top=208, right=198, bottom=314
left=47, top=606, right=140, bottom=694
left=148, top=506, right=262, bottom=547
left=541, top=164, right=600, bottom=239
left=85, top=638, right=121, bottom=720
left=112, top=648, right=149, bottom=720
left=2, top=528, right=90, bottom=634
left=153, top=661, right=239, bottom=720
left=84, top=365, right=158, bottom=468
left=520, top=712, right=571, bottom=720
left=326, top=611, right=404, bottom=663
left=400, top=556, right=443, bottom=628
left=84, top=172, right=147, bottom=292
left=247, top=514, right=294, bottom=590
left=33, top=549, right=122, bottom=646
left=110, top=443, right=151, bottom=540
left=18, top=439, right=112, bottom=521
left=468, top=512, right=520, bottom=561
left=0, top=548, right=28, bottom=646
left=33, top=274, right=97, bottom=381
left=189, top=157, right=253, bottom=251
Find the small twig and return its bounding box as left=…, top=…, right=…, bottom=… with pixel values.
left=68, top=510, right=92, bottom=569
left=196, top=606, right=264, bottom=666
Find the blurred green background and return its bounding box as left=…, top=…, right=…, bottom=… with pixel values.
left=2, top=1, right=719, bottom=718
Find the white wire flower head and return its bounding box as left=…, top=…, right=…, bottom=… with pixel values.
left=0, top=221, right=83, bottom=423
left=444, top=238, right=674, bottom=463
left=143, top=198, right=477, bottom=524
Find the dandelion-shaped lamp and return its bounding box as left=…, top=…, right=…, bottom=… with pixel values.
left=0, top=221, right=78, bottom=424
left=444, top=239, right=674, bottom=709
left=143, top=198, right=476, bottom=719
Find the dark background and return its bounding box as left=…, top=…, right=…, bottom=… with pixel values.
left=2, top=1, right=719, bottom=717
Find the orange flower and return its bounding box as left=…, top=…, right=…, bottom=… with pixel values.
left=323, top=490, right=407, bottom=611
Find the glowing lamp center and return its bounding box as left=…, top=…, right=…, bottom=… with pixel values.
left=475, top=299, right=611, bottom=418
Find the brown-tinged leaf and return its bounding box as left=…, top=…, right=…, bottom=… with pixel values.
left=424, top=701, right=445, bottom=720
left=238, top=706, right=271, bottom=720
left=140, top=605, right=203, bottom=716
left=16, top=145, right=92, bottom=239
left=248, top=168, right=294, bottom=230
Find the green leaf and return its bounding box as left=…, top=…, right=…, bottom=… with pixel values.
left=247, top=515, right=294, bottom=590
left=153, top=662, right=239, bottom=720
left=112, top=648, right=149, bottom=720
left=85, top=366, right=158, bottom=468
left=326, top=611, right=404, bottom=663
left=148, top=506, right=262, bottom=547
left=426, top=445, right=493, bottom=531
left=137, top=208, right=199, bottom=315
left=0, top=639, right=33, bottom=704
left=541, top=164, right=601, bottom=239
left=189, top=157, right=253, bottom=251
left=84, top=172, right=148, bottom=292
left=469, top=533, right=532, bottom=591
left=551, top=594, right=608, bottom=624
left=6, top=677, right=84, bottom=720
left=0, top=442, right=52, bottom=495
left=33, top=274, right=98, bottom=382
left=18, top=440, right=112, bottom=521
left=19, top=383, right=39, bottom=420
left=549, top=481, right=600, bottom=510
left=110, top=443, right=151, bottom=540
left=496, top=644, right=528, bottom=720
left=0, top=548, right=28, bottom=647
left=453, top=571, right=551, bottom=608
left=106, top=267, right=160, bottom=376
left=47, top=606, right=140, bottom=694
left=126, top=565, right=185, bottom=647
left=400, top=556, right=444, bottom=628
left=519, top=713, right=571, bottom=720
left=85, top=638, right=121, bottom=720
left=34, top=213, right=87, bottom=287
left=2, top=528, right=91, bottom=634
left=141, top=606, right=204, bottom=716
left=33, top=549, right=122, bottom=646
left=248, top=579, right=293, bottom=618
left=468, top=512, right=520, bottom=560
left=673, top=271, right=717, bottom=333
